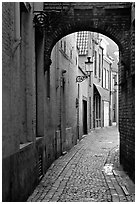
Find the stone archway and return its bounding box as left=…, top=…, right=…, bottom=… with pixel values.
left=35, top=2, right=135, bottom=181
left=42, top=2, right=131, bottom=70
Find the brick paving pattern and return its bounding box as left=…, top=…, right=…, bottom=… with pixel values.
left=27, top=126, right=135, bottom=202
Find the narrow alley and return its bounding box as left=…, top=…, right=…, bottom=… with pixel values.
left=27, top=126, right=135, bottom=202
left=2, top=2, right=135, bottom=201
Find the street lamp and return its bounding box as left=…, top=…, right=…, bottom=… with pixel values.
left=76, top=56, right=93, bottom=83
left=85, top=56, right=93, bottom=76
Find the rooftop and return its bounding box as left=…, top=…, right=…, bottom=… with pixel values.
left=77, top=31, right=89, bottom=56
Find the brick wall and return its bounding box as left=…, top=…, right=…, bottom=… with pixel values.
left=2, top=2, right=46, bottom=201
left=119, top=15, right=135, bottom=182
left=2, top=2, right=20, bottom=158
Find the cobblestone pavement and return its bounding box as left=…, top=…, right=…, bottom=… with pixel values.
left=27, top=126, right=135, bottom=202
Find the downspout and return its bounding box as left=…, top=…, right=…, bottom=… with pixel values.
left=57, top=43, right=63, bottom=155
left=109, top=63, right=112, bottom=126
left=77, top=84, right=80, bottom=140
left=116, top=72, right=119, bottom=127
left=55, top=42, right=60, bottom=158
left=101, top=51, right=104, bottom=127
left=60, top=69, right=66, bottom=154
left=60, top=73, right=62, bottom=155
left=101, top=48, right=103, bottom=128
left=13, top=3, right=21, bottom=53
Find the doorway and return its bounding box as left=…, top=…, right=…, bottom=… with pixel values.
left=104, top=101, right=109, bottom=127
left=83, top=100, right=87, bottom=134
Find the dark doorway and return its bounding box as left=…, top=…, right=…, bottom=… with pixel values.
left=83, top=100, right=87, bottom=134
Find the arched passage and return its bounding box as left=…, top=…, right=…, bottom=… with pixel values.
left=42, top=2, right=131, bottom=69
left=34, top=2, right=134, bottom=181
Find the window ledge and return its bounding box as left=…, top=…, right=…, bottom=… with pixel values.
left=20, top=142, right=33, bottom=150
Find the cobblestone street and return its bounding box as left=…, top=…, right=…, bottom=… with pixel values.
left=27, top=126, right=135, bottom=202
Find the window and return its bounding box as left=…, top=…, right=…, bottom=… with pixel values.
left=106, top=70, right=109, bottom=89
left=103, top=68, right=106, bottom=88
left=99, top=54, right=101, bottom=78
left=89, top=97, right=91, bottom=129
left=103, top=68, right=109, bottom=89
left=61, top=40, right=63, bottom=49
left=113, top=75, right=117, bottom=91
left=76, top=57, right=77, bottom=65
left=70, top=49, right=72, bottom=59
left=113, top=76, right=115, bottom=90
left=99, top=97, right=101, bottom=118
left=89, top=74, right=92, bottom=86
left=64, top=41, right=66, bottom=53
left=96, top=97, right=98, bottom=119
left=95, top=96, right=101, bottom=119
left=114, top=75, right=117, bottom=85
left=94, top=51, right=97, bottom=76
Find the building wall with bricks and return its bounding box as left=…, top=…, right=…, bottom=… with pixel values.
left=119, top=4, right=135, bottom=181
left=2, top=2, right=46, bottom=201
left=2, top=2, right=19, bottom=159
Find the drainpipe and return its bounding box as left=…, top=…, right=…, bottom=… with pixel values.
left=14, top=3, right=20, bottom=40
left=60, top=70, right=67, bottom=155
left=101, top=50, right=104, bottom=128
left=13, top=3, right=21, bottom=54
left=77, top=84, right=80, bottom=140
left=109, top=63, right=112, bottom=126
left=116, top=73, right=119, bottom=127
left=60, top=73, right=62, bottom=155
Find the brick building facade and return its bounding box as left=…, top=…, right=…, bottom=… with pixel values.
left=2, top=2, right=45, bottom=201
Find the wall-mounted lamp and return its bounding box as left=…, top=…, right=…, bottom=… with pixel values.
left=85, top=56, right=93, bottom=76
left=33, top=11, right=47, bottom=28
left=76, top=57, right=93, bottom=83
left=33, top=3, right=72, bottom=29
